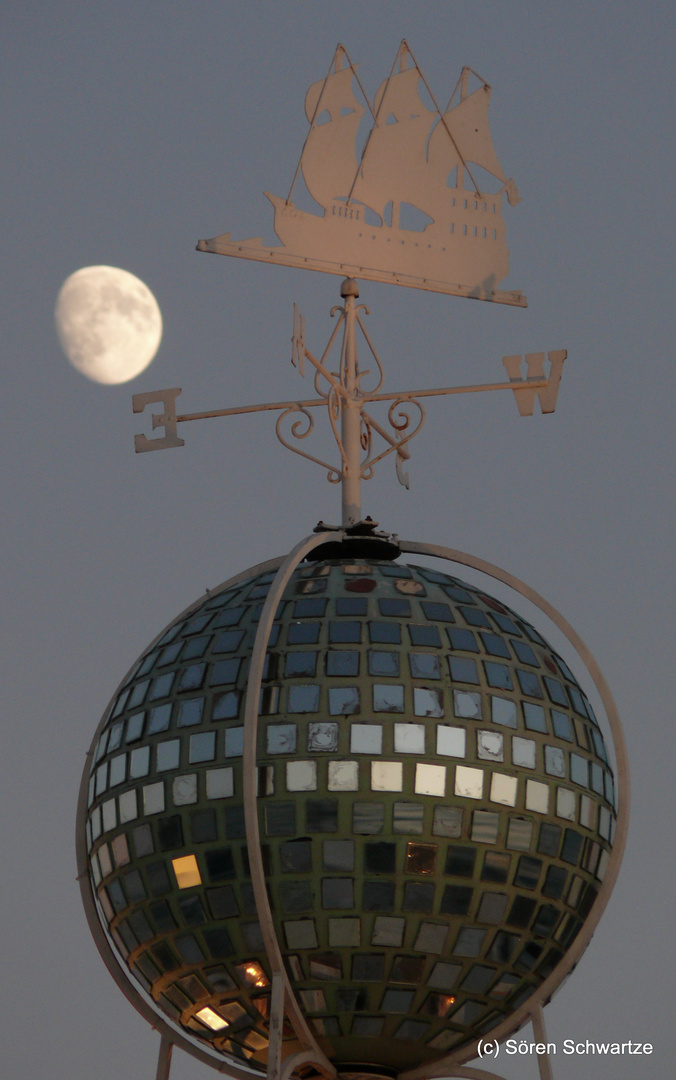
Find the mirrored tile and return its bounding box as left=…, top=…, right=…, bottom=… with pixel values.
left=491, top=696, right=517, bottom=728
left=308, top=722, right=339, bottom=751
left=328, top=687, right=360, bottom=716
left=373, top=684, right=405, bottom=712
left=415, top=763, right=446, bottom=797
left=490, top=772, right=518, bottom=806
left=286, top=760, right=317, bottom=792
left=477, top=730, right=504, bottom=762
left=556, top=787, right=576, bottom=821
left=454, top=765, right=484, bottom=799
left=371, top=761, right=403, bottom=792
left=525, top=779, right=550, bottom=814
left=371, top=916, right=405, bottom=947
left=506, top=818, right=533, bottom=851
left=413, top=687, right=444, bottom=717
left=512, top=736, right=536, bottom=769
left=205, top=769, right=234, bottom=800
left=471, top=810, right=499, bottom=843
left=436, top=725, right=466, bottom=758
left=350, top=723, right=382, bottom=755
left=267, top=723, right=297, bottom=755
left=393, top=802, right=424, bottom=834
left=394, top=723, right=425, bottom=754
left=327, top=760, right=358, bottom=791
left=432, top=806, right=463, bottom=837
left=454, top=690, right=482, bottom=719
left=544, top=745, right=566, bottom=777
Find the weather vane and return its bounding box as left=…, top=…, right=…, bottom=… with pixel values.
left=133, top=40, right=564, bottom=528
left=78, top=40, right=627, bottom=1080
left=197, top=43, right=524, bottom=306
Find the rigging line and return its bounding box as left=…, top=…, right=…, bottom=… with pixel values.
left=338, top=43, right=377, bottom=123
left=345, top=40, right=404, bottom=207
left=466, top=65, right=492, bottom=89
left=444, top=70, right=464, bottom=114
left=404, top=41, right=482, bottom=198
left=444, top=65, right=491, bottom=112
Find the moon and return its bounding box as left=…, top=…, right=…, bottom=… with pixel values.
left=55, top=265, right=162, bottom=385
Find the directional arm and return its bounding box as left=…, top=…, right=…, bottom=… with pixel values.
left=132, top=281, right=565, bottom=530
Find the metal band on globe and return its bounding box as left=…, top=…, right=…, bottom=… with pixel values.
left=241, top=531, right=337, bottom=1080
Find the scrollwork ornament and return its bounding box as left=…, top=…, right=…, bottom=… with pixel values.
left=275, top=406, right=341, bottom=483
left=355, top=308, right=385, bottom=395
left=387, top=397, right=424, bottom=437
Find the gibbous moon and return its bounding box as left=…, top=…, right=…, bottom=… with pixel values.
left=55, top=265, right=162, bottom=385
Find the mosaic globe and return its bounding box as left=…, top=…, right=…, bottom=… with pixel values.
left=77, top=544, right=617, bottom=1077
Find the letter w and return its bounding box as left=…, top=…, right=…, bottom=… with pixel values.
left=502, top=351, right=566, bottom=416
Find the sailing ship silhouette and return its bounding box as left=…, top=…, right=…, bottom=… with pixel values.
left=199, top=42, right=525, bottom=306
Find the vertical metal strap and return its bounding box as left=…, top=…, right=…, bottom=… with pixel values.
left=155, top=1036, right=173, bottom=1080
left=242, top=531, right=337, bottom=1079
left=267, top=972, right=286, bottom=1080
left=531, top=1005, right=554, bottom=1080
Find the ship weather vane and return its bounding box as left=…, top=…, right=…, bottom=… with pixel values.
left=197, top=41, right=525, bottom=306
left=134, top=41, right=565, bottom=529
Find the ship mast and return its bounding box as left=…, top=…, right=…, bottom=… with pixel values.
left=456, top=66, right=470, bottom=193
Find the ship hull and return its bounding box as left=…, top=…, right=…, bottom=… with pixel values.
left=267, top=193, right=511, bottom=295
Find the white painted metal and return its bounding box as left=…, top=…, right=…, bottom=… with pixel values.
left=132, top=388, right=184, bottom=452
left=532, top=1006, right=555, bottom=1080
left=502, top=352, right=565, bottom=416
left=339, top=278, right=362, bottom=526
left=132, top=285, right=564, bottom=529
left=197, top=234, right=527, bottom=307
left=197, top=42, right=526, bottom=307
left=131, top=366, right=559, bottom=444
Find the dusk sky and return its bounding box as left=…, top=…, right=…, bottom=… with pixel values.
left=2, top=4, right=674, bottom=1079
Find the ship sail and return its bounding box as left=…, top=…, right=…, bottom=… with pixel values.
left=300, top=60, right=364, bottom=210
left=427, top=84, right=508, bottom=189
left=298, top=46, right=518, bottom=225
left=351, top=67, right=435, bottom=224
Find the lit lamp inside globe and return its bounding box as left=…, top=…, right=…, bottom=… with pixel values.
left=77, top=546, right=618, bottom=1077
